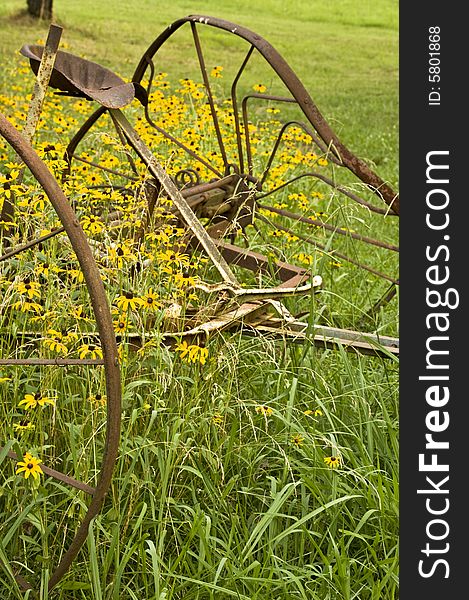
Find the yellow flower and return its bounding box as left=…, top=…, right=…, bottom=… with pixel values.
left=304, top=408, right=323, bottom=417
left=212, top=413, right=223, bottom=426
left=88, top=393, right=106, bottom=406
left=255, top=405, right=273, bottom=417
left=78, top=344, right=103, bottom=360
left=141, top=289, right=160, bottom=311
left=291, top=434, right=304, bottom=447
left=324, top=456, right=341, bottom=469
left=113, top=315, right=129, bottom=334
left=174, top=341, right=208, bottom=365
left=116, top=292, right=144, bottom=312
left=172, top=271, right=197, bottom=288
left=43, top=329, right=77, bottom=355
left=16, top=453, right=43, bottom=480
left=0, top=376, right=12, bottom=384
left=18, top=392, right=56, bottom=410
left=210, top=66, right=223, bottom=78
left=13, top=421, right=35, bottom=434
left=81, top=214, right=104, bottom=234
left=15, top=279, right=41, bottom=299
left=253, top=83, right=267, bottom=93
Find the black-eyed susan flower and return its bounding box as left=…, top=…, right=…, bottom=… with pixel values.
left=253, top=83, right=267, bottom=93
left=13, top=420, right=35, bottom=434
left=88, top=393, right=106, bottom=406
left=15, top=453, right=43, bottom=480
left=113, top=315, right=129, bottom=334
left=15, top=279, right=41, bottom=300
left=304, top=408, right=323, bottom=417
left=212, top=413, right=223, bottom=426
left=210, top=66, right=223, bottom=78
left=324, top=455, right=341, bottom=469
left=78, top=344, right=103, bottom=360
left=291, top=434, right=304, bottom=447
left=43, top=329, right=78, bottom=355
left=18, top=392, right=56, bottom=410
left=255, top=405, right=273, bottom=417
left=172, top=271, right=197, bottom=288
left=81, top=214, right=104, bottom=234
left=116, top=292, right=144, bottom=312
left=11, top=299, right=43, bottom=314
left=141, top=289, right=160, bottom=311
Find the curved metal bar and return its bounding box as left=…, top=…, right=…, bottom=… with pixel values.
left=256, top=213, right=398, bottom=284
left=257, top=171, right=393, bottom=216
left=0, top=113, right=122, bottom=592
left=131, top=15, right=399, bottom=214
left=257, top=203, right=399, bottom=252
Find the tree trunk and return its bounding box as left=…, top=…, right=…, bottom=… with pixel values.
left=27, top=0, right=53, bottom=19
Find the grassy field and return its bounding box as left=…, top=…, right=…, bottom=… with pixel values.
left=0, top=1, right=398, bottom=599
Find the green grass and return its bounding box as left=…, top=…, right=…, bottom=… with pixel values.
left=0, top=1, right=398, bottom=598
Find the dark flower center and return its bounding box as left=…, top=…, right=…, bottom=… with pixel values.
left=27, top=463, right=34, bottom=469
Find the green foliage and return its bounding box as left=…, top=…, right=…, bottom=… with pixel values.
left=0, top=1, right=398, bottom=598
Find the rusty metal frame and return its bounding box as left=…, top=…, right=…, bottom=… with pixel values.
left=0, top=113, right=122, bottom=592
left=61, top=13, right=398, bottom=307
left=132, top=14, right=399, bottom=213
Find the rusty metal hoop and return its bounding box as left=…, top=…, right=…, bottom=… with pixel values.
left=0, top=113, right=121, bottom=592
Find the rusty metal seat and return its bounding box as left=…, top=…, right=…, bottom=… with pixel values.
left=20, top=44, right=147, bottom=109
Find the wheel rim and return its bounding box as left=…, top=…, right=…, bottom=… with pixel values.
left=0, top=113, right=121, bottom=592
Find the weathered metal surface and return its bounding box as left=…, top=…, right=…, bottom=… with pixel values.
left=20, top=44, right=147, bottom=109
left=0, top=113, right=121, bottom=592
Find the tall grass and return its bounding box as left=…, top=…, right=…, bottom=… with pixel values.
left=1, top=2, right=398, bottom=598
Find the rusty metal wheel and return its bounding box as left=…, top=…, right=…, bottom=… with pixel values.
left=63, top=14, right=398, bottom=319
left=0, top=113, right=121, bottom=592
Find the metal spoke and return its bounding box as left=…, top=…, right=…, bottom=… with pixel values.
left=256, top=213, right=398, bottom=284
left=257, top=203, right=399, bottom=252
left=0, top=226, right=65, bottom=263
left=257, top=171, right=393, bottom=216
left=190, top=22, right=229, bottom=170
left=230, top=45, right=255, bottom=174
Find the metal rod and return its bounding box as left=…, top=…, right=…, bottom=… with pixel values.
left=255, top=213, right=398, bottom=284
left=230, top=45, right=255, bottom=174
left=257, top=203, right=399, bottom=252
left=0, top=227, right=65, bottom=263
left=190, top=22, right=229, bottom=169
left=257, top=171, right=394, bottom=216
left=4, top=448, right=95, bottom=495
left=110, top=108, right=239, bottom=285
left=0, top=358, right=105, bottom=366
